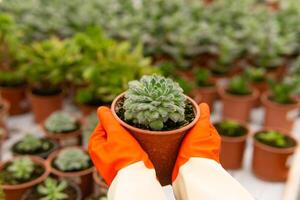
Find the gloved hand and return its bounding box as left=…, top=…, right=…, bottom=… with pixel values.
left=172, top=103, right=221, bottom=182
left=88, top=106, right=154, bottom=185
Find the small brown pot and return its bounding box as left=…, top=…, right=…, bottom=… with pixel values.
left=252, top=131, right=297, bottom=181
left=251, top=81, right=268, bottom=107
left=216, top=124, right=249, bottom=169
left=47, top=147, right=94, bottom=198
left=43, top=124, right=82, bottom=147
left=193, top=86, right=217, bottom=110
left=111, top=93, right=200, bottom=186
left=261, top=92, right=299, bottom=133
left=0, top=156, right=50, bottom=200
left=0, top=99, right=9, bottom=129
left=218, top=87, right=259, bottom=122
left=28, top=91, right=63, bottom=123
left=0, top=86, right=28, bottom=115
left=93, top=169, right=108, bottom=197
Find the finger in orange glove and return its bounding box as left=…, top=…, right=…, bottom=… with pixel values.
left=88, top=106, right=154, bottom=185
left=172, top=103, right=221, bottom=182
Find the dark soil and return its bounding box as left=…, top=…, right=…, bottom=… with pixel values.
left=254, top=132, right=297, bottom=148
left=116, top=98, right=195, bottom=131
left=269, top=96, right=296, bottom=105
left=226, top=89, right=252, bottom=96
left=23, top=184, right=79, bottom=200
left=214, top=123, right=247, bottom=137
left=32, top=87, right=62, bottom=96
left=0, top=81, right=25, bottom=88
left=0, top=163, right=45, bottom=185
left=85, top=98, right=110, bottom=106
left=12, top=138, right=55, bottom=155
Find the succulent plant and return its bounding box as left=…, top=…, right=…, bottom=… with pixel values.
left=54, top=148, right=90, bottom=172
left=268, top=79, right=298, bottom=104
left=194, top=68, right=214, bottom=87
left=45, top=111, right=78, bottom=133
left=227, top=75, right=252, bottom=95
left=15, top=134, right=51, bottom=153
left=215, top=120, right=246, bottom=137
left=37, top=178, right=69, bottom=200
left=255, top=131, right=288, bottom=148
left=7, top=157, right=34, bottom=180
left=244, top=67, right=266, bottom=83
left=123, top=75, right=186, bottom=131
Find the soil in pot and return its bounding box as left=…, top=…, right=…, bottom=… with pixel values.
left=12, top=135, right=59, bottom=159
left=262, top=92, right=299, bottom=133
left=47, top=147, right=94, bottom=198
left=28, top=87, right=63, bottom=123
left=112, top=93, right=200, bottom=186
left=0, top=156, right=49, bottom=200
left=252, top=130, right=297, bottom=181
left=214, top=120, right=248, bottom=169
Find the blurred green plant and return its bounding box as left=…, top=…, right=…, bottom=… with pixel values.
left=244, top=67, right=266, bottom=83
left=45, top=112, right=77, bottom=133
left=37, top=178, right=69, bottom=200
left=255, top=130, right=289, bottom=148
left=268, top=78, right=298, bottom=104
left=227, top=75, right=252, bottom=95
left=194, top=68, right=214, bottom=87
left=7, top=157, right=34, bottom=181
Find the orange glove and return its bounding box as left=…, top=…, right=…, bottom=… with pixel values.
left=172, top=103, right=221, bottom=182
left=88, top=106, right=154, bottom=186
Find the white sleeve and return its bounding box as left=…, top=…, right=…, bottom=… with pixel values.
left=173, top=158, right=254, bottom=200
left=108, top=161, right=168, bottom=200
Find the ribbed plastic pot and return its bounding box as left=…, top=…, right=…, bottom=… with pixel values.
left=111, top=92, right=200, bottom=186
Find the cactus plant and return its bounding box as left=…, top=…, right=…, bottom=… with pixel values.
left=54, top=148, right=91, bottom=172
left=37, top=178, right=69, bottom=200
left=45, top=112, right=78, bottom=133
left=7, top=157, right=34, bottom=181
left=15, top=134, right=43, bottom=152
left=123, top=75, right=186, bottom=131
left=227, top=76, right=252, bottom=95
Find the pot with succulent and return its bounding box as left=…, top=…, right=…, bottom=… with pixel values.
left=21, top=177, right=82, bottom=200
left=252, top=130, right=297, bottom=181
left=47, top=147, right=94, bottom=198
left=218, top=75, right=258, bottom=122
left=0, top=156, right=49, bottom=200
left=92, top=170, right=108, bottom=199
left=43, top=111, right=82, bottom=147
left=214, top=119, right=249, bottom=169
left=261, top=79, right=299, bottom=132
left=111, top=75, right=200, bottom=185
left=20, top=37, right=81, bottom=122
left=192, top=68, right=217, bottom=109
left=11, top=134, right=59, bottom=159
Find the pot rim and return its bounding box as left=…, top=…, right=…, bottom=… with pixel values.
left=42, top=123, right=82, bottom=139
left=214, top=121, right=249, bottom=142
left=111, top=92, right=200, bottom=135
left=217, top=85, right=259, bottom=101
left=46, top=146, right=94, bottom=177
left=27, top=88, right=64, bottom=99
left=261, top=92, right=300, bottom=108
left=253, top=130, right=298, bottom=154
left=0, top=156, right=50, bottom=190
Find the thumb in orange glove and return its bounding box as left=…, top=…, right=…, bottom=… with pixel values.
left=88, top=106, right=154, bottom=185
left=172, top=103, right=221, bottom=182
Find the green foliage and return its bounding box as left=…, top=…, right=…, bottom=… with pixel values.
left=54, top=148, right=90, bottom=172
left=45, top=112, right=77, bottom=133
left=244, top=67, right=266, bottom=82
left=227, top=75, right=252, bottom=95
left=16, top=134, right=50, bottom=153
left=255, top=131, right=288, bottom=148
left=82, top=112, right=98, bottom=148
left=194, top=68, right=213, bottom=87
left=175, top=77, right=194, bottom=95
left=0, top=70, right=24, bottom=87
left=215, top=120, right=246, bottom=137
left=7, top=157, right=34, bottom=181
left=123, top=75, right=186, bottom=131
left=37, top=178, right=68, bottom=200
left=268, top=79, right=297, bottom=104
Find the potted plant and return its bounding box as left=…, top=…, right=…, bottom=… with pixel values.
left=0, top=156, right=49, bottom=200
left=261, top=79, right=299, bottom=132
left=92, top=170, right=108, bottom=199
left=252, top=130, right=297, bottom=181
left=193, top=68, right=217, bottom=109
left=218, top=75, right=258, bottom=122
left=214, top=120, right=248, bottom=169
left=21, top=177, right=82, bottom=200
left=0, top=98, right=9, bottom=130
left=20, top=37, right=81, bottom=122
left=43, top=111, right=82, bottom=147
left=111, top=75, right=200, bottom=185
left=11, top=134, right=59, bottom=159
left=0, top=127, right=8, bottom=160
left=82, top=112, right=98, bottom=148
left=47, top=147, right=94, bottom=198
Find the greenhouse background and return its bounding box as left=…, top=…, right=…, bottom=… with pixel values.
left=0, top=0, right=300, bottom=199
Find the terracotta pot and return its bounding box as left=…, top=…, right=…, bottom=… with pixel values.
left=42, top=124, right=82, bottom=147
left=217, top=125, right=249, bottom=169
left=0, top=86, right=28, bottom=115
left=0, top=128, right=8, bottom=160
left=21, top=179, right=82, bottom=200
left=79, top=104, right=100, bottom=116
left=0, top=99, right=9, bottom=129
left=252, top=131, right=297, bottom=181
left=251, top=81, right=268, bottom=107
left=28, top=91, right=63, bottom=123
left=111, top=93, right=200, bottom=186
left=261, top=92, right=299, bottom=133
left=193, top=86, right=217, bottom=110
left=266, top=65, right=286, bottom=80
left=93, top=169, right=108, bottom=196
left=47, top=147, right=94, bottom=198
left=0, top=156, right=50, bottom=200
left=218, top=87, right=259, bottom=122
left=175, top=69, right=195, bottom=81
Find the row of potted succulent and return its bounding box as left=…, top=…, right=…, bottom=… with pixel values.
left=216, top=119, right=297, bottom=182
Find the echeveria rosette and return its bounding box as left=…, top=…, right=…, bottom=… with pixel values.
left=123, top=75, right=186, bottom=131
